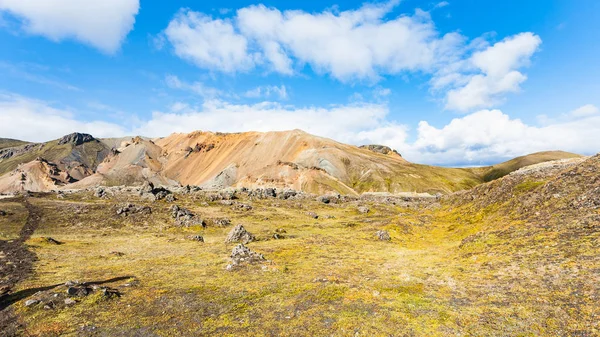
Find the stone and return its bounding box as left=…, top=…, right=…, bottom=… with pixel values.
left=213, top=218, right=232, bottom=227
left=358, top=206, right=370, bottom=214
left=376, top=230, right=391, bottom=241
left=94, top=187, right=106, bottom=198
left=277, top=189, right=298, bottom=200
left=64, top=298, right=76, bottom=305
left=67, top=286, right=90, bottom=297
left=140, top=181, right=154, bottom=194
left=317, top=196, right=330, bottom=204
left=25, top=299, right=39, bottom=307
left=43, top=237, right=62, bottom=245
left=225, top=225, right=255, bottom=244
left=165, top=194, right=176, bottom=203
left=0, top=210, right=6, bottom=216
left=188, top=235, right=204, bottom=242
left=100, top=288, right=120, bottom=299
left=170, top=205, right=205, bottom=227
left=306, top=212, right=318, bottom=219
left=227, top=244, right=265, bottom=270
left=117, top=204, right=152, bottom=216
left=232, top=203, right=252, bottom=211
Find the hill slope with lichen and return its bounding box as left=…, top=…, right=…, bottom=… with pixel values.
left=0, top=130, right=582, bottom=195
left=0, top=153, right=597, bottom=335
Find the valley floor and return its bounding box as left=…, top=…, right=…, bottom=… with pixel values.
left=0, top=181, right=598, bottom=336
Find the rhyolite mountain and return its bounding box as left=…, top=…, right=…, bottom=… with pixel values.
left=0, top=131, right=582, bottom=195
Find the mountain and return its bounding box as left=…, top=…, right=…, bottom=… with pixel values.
left=154, top=130, right=484, bottom=195
left=0, top=130, right=583, bottom=195
left=0, top=138, right=29, bottom=151
left=0, top=133, right=110, bottom=192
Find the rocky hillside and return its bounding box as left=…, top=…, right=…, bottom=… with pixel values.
left=155, top=130, right=483, bottom=195
left=480, top=150, right=582, bottom=182
left=0, top=133, right=110, bottom=192
left=0, top=130, right=582, bottom=195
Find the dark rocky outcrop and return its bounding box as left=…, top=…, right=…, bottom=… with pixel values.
left=359, top=144, right=401, bottom=157
left=57, top=133, right=96, bottom=146
left=169, top=205, right=206, bottom=227
left=116, top=204, right=152, bottom=216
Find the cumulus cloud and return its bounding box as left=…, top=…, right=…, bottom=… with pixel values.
left=244, top=85, right=288, bottom=100
left=161, top=1, right=464, bottom=81
left=4, top=94, right=597, bottom=166
left=443, top=32, right=542, bottom=111
left=159, top=2, right=541, bottom=110
left=0, top=0, right=139, bottom=54
left=0, top=94, right=126, bottom=142
left=404, top=108, right=600, bottom=165
left=163, top=9, right=253, bottom=73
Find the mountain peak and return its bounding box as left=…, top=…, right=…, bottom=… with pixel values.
left=57, top=133, right=96, bottom=146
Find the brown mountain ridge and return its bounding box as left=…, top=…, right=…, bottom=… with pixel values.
left=0, top=130, right=582, bottom=195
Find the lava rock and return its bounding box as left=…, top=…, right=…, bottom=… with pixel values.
left=188, top=235, right=204, bottom=242
left=226, top=244, right=266, bottom=270
left=376, top=230, right=391, bottom=241
left=25, top=299, right=40, bottom=307
left=225, top=224, right=255, bottom=244
left=58, top=133, right=95, bottom=146
left=306, top=212, right=318, bottom=219
left=358, top=206, right=370, bottom=214
left=94, top=187, right=107, bottom=198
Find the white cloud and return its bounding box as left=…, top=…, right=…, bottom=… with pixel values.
left=444, top=32, right=542, bottom=111
left=434, top=2, right=450, bottom=9
left=5, top=93, right=597, bottom=167
left=161, top=2, right=463, bottom=81
left=165, top=75, right=222, bottom=99
left=244, top=85, right=288, bottom=100
left=133, top=100, right=395, bottom=147
left=0, top=0, right=139, bottom=54
left=160, top=2, right=541, bottom=110
left=163, top=9, right=253, bottom=73
left=0, top=94, right=126, bottom=142
left=568, top=104, right=599, bottom=118
left=404, top=109, right=600, bottom=165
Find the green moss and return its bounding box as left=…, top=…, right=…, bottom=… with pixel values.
left=514, top=180, right=545, bottom=193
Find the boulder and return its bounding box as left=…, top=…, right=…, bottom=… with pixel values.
left=25, top=299, right=40, bottom=307
left=232, top=203, right=253, bottom=211
left=306, top=212, right=318, bottom=219
left=0, top=210, right=6, bottom=216
left=169, top=205, right=206, bottom=227
left=117, top=204, right=152, bottom=216
left=226, top=244, right=265, bottom=270
left=376, top=230, right=391, bottom=241
left=188, top=235, right=204, bottom=242
left=94, top=187, right=107, bottom=198
left=213, top=218, right=232, bottom=227
left=358, top=206, right=370, bottom=214
left=225, top=225, right=255, bottom=244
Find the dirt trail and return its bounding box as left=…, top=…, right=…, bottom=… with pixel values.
left=0, top=197, right=42, bottom=335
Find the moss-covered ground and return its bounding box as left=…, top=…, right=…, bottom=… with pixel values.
left=1, top=173, right=598, bottom=336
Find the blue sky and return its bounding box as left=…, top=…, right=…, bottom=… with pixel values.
left=0, top=0, right=599, bottom=166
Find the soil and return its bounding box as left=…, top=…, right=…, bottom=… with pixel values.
left=0, top=197, right=42, bottom=335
